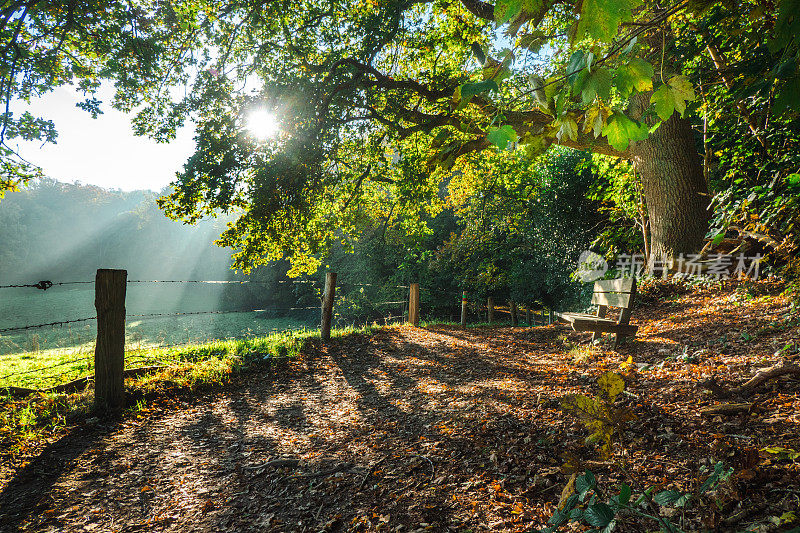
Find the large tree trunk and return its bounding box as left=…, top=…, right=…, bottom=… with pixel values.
left=629, top=111, right=709, bottom=265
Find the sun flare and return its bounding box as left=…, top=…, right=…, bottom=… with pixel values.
left=246, top=109, right=280, bottom=140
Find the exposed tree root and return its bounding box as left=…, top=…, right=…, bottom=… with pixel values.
left=702, top=359, right=800, bottom=398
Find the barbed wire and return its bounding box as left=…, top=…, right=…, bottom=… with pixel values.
left=0, top=295, right=433, bottom=336
left=0, top=278, right=427, bottom=384
left=0, top=279, right=328, bottom=290
left=126, top=307, right=325, bottom=320
left=127, top=279, right=316, bottom=285
left=0, top=317, right=98, bottom=334
left=0, top=306, right=327, bottom=336
left=0, top=280, right=94, bottom=290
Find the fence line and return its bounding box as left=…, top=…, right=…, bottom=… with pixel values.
left=0, top=279, right=328, bottom=290
left=127, top=279, right=319, bottom=285
left=0, top=317, right=98, bottom=334
left=0, top=280, right=94, bottom=290
left=0, top=271, right=474, bottom=399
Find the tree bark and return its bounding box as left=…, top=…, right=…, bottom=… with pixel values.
left=628, top=111, right=710, bottom=265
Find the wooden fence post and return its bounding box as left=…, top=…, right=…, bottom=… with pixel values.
left=487, top=297, right=494, bottom=324
left=94, top=268, right=127, bottom=412
left=409, top=283, right=420, bottom=327
left=321, top=272, right=337, bottom=341
left=510, top=301, right=519, bottom=326
left=461, top=291, right=468, bottom=327
left=549, top=309, right=554, bottom=325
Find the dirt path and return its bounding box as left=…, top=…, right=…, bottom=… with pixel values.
left=1, top=285, right=798, bottom=532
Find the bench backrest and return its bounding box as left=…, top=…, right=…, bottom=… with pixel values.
left=591, top=277, right=637, bottom=309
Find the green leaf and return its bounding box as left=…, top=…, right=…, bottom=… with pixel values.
left=774, top=75, right=800, bottom=114
left=576, top=470, right=596, bottom=497
left=487, top=125, right=518, bottom=149
left=769, top=0, right=800, bottom=53
left=580, top=67, right=612, bottom=104
left=584, top=105, right=610, bottom=137
left=576, top=0, right=641, bottom=42
left=556, top=116, right=579, bottom=142
left=529, top=74, right=547, bottom=107
left=495, top=0, right=523, bottom=24
left=619, top=483, right=632, bottom=506
left=554, top=89, right=569, bottom=117
left=786, top=173, right=800, bottom=187
left=614, top=58, right=654, bottom=98
left=522, top=0, right=545, bottom=11
left=602, top=112, right=649, bottom=151
left=518, top=30, right=546, bottom=53
left=544, top=76, right=563, bottom=102
left=455, top=79, right=499, bottom=110
left=651, top=75, right=696, bottom=121
left=460, top=79, right=499, bottom=100
left=653, top=490, right=691, bottom=507
left=522, top=133, right=551, bottom=158
left=567, top=50, right=589, bottom=83
left=584, top=502, right=615, bottom=527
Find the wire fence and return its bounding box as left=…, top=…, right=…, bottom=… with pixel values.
left=0, top=317, right=98, bottom=334
left=0, top=280, right=94, bottom=290
left=0, top=276, right=431, bottom=390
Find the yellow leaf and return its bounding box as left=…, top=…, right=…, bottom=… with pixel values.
left=558, top=473, right=577, bottom=509
left=598, top=371, right=625, bottom=401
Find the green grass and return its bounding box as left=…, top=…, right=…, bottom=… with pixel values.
left=0, top=322, right=383, bottom=464
left=0, top=315, right=311, bottom=390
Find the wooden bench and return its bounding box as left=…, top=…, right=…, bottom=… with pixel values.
left=556, top=278, right=638, bottom=349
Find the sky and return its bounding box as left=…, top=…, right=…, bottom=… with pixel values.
left=13, top=86, right=195, bottom=192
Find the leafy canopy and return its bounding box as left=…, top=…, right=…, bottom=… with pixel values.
left=3, top=0, right=799, bottom=270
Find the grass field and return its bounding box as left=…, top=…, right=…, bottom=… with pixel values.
left=0, top=284, right=316, bottom=389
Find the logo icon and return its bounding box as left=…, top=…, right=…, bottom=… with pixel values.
left=576, top=251, right=608, bottom=282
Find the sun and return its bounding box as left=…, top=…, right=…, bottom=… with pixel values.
left=246, top=109, right=280, bottom=140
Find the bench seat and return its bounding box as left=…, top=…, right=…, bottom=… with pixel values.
left=556, top=312, right=639, bottom=335
left=556, top=277, right=639, bottom=349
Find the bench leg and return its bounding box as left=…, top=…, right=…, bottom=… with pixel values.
left=613, top=333, right=625, bottom=350
left=613, top=307, right=633, bottom=350
left=591, top=305, right=607, bottom=343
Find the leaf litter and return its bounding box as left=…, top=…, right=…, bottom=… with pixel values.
left=0, top=280, right=798, bottom=532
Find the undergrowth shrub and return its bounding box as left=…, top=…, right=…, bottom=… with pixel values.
left=784, top=257, right=800, bottom=311
left=538, top=463, right=734, bottom=532
left=636, top=276, right=693, bottom=304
